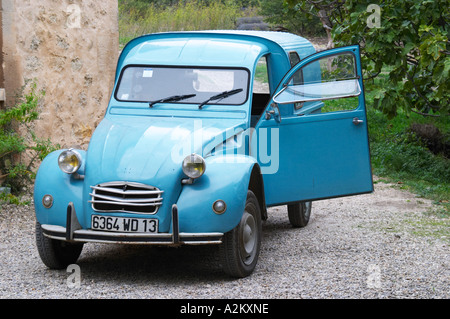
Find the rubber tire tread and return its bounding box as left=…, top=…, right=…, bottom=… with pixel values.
left=219, top=190, right=262, bottom=278
left=35, top=222, right=83, bottom=269
left=287, top=202, right=312, bottom=228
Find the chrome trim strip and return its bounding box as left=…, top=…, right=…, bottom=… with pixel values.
left=41, top=224, right=223, bottom=246
left=89, top=193, right=163, bottom=204
left=88, top=200, right=163, bottom=207
left=90, top=181, right=163, bottom=215
left=91, top=186, right=164, bottom=196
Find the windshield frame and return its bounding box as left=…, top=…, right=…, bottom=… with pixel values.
left=114, top=64, right=251, bottom=106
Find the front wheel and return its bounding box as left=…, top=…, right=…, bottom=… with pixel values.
left=220, top=190, right=262, bottom=278
left=35, top=222, right=84, bottom=269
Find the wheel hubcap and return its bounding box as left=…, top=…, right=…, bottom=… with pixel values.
left=240, top=211, right=257, bottom=264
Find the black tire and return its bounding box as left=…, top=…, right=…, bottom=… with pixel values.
left=35, top=222, right=84, bottom=269
left=219, top=190, right=262, bottom=278
left=287, top=201, right=312, bottom=228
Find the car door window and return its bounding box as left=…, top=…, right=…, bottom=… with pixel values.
left=274, top=52, right=361, bottom=114
left=288, top=51, right=304, bottom=110
left=251, top=56, right=271, bottom=126
left=253, top=56, right=270, bottom=94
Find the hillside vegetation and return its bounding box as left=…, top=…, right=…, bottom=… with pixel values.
left=119, top=0, right=252, bottom=45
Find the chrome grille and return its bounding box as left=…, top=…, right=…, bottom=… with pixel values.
left=90, top=182, right=163, bottom=214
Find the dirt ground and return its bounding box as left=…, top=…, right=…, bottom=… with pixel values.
left=0, top=177, right=448, bottom=299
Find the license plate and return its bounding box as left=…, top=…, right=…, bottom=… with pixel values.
left=91, top=215, right=158, bottom=233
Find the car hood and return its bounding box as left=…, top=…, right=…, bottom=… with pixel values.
left=85, top=116, right=246, bottom=183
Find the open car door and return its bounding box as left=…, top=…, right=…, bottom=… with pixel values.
left=253, top=45, right=373, bottom=206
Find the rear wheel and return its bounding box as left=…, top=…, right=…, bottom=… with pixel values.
left=287, top=201, right=312, bottom=228
left=35, top=222, right=84, bottom=269
left=220, top=191, right=262, bottom=278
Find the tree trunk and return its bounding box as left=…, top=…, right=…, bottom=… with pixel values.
left=318, top=9, right=334, bottom=49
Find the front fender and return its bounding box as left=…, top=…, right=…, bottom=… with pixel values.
left=33, top=149, right=86, bottom=227
left=176, top=155, right=257, bottom=234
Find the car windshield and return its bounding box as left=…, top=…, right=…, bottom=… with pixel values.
left=115, top=66, right=249, bottom=105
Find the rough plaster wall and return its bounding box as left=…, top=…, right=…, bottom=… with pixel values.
left=2, top=0, right=119, bottom=148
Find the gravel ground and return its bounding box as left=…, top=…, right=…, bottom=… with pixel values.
left=0, top=179, right=448, bottom=299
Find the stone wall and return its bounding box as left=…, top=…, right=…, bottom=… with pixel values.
left=1, top=0, right=119, bottom=148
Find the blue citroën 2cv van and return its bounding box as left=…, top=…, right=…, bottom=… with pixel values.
left=34, top=31, right=373, bottom=278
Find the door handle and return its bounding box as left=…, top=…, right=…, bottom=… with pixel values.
left=352, top=117, right=364, bottom=125
left=265, top=109, right=275, bottom=119
left=265, top=103, right=281, bottom=123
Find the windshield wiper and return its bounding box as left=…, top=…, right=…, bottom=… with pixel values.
left=149, top=94, right=196, bottom=108
left=198, top=88, right=243, bottom=109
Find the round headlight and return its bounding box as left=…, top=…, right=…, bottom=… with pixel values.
left=182, top=153, right=206, bottom=179
left=58, top=149, right=82, bottom=174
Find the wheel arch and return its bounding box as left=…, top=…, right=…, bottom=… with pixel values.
left=248, top=164, right=267, bottom=221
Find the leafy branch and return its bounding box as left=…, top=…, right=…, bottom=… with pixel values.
left=332, top=0, right=449, bottom=118
left=0, top=81, right=59, bottom=195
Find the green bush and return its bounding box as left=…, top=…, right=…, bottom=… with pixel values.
left=334, top=0, right=449, bottom=118
left=365, top=77, right=449, bottom=213
left=259, top=0, right=324, bottom=36
left=0, top=81, right=59, bottom=199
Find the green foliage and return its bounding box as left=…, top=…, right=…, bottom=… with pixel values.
left=259, top=0, right=324, bottom=35
left=119, top=0, right=257, bottom=8
left=0, top=81, right=59, bottom=195
left=333, top=0, right=449, bottom=118
left=119, top=0, right=325, bottom=39
left=118, top=0, right=246, bottom=46
left=255, top=62, right=269, bottom=84
left=368, top=109, right=450, bottom=212
left=365, top=75, right=449, bottom=212
left=284, top=0, right=347, bottom=26
left=284, top=0, right=347, bottom=47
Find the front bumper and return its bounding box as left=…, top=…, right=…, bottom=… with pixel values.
left=41, top=202, right=223, bottom=246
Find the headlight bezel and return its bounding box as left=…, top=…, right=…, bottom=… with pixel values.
left=58, top=148, right=82, bottom=175
left=182, top=153, right=206, bottom=180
